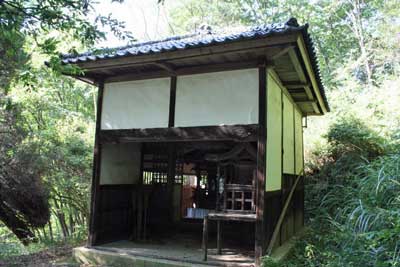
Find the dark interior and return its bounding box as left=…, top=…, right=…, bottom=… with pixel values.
left=96, top=141, right=258, bottom=248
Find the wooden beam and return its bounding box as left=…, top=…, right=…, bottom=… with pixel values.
left=177, top=59, right=263, bottom=76
left=271, top=46, right=294, bottom=60
left=296, top=36, right=327, bottom=114
left=255, top=66, right=267, bottom=266
left=207, top=212, right=257, bottom=222
left=304, top=86, right=319, bottom=113
left=266, top=172, right=304, bottom=256
left=152, top=62, right=176, bottom=75
left=105, top=70, right=170, bottom=83
left=88, top=80, right=105, bottom=246
left=76, top=34, right=299, bottom=70
left=287, top=48, right=320, bottom=114
left=296, top=100, right=317, bottom=105
left=104, top=59, right=263, bottom=83
left=61, top=72, right=96, bottom=85
left=287, top=49, right=317, bottom=101
left=288, top=48, right=308, bottom=84
left=282, top=82, right=310, bottom=89
left=99, top=124, right=258, bottom=143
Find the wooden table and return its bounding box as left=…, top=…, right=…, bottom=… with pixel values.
left=202, top=211, right=257, bottom=261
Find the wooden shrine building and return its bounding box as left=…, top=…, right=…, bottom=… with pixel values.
left=62, top=18, right=329, bottom=267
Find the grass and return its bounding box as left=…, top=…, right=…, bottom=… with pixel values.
left=0, top=225, right=85, bottom=266
left=265, top=118, right=400, bottom=267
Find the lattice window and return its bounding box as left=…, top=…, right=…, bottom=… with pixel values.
left=142, top=149, right=184, bottom=185
left=174, top=161, right=184, bottom=184
left=223, top=184, right=255, bottom=212
left=142, top=153, right=168, bottom=184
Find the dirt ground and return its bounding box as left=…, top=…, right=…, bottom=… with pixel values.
left=0, top=245, right=82, bottom=267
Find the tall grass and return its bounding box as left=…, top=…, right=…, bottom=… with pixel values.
left=265, top=117, right=400, bottom=267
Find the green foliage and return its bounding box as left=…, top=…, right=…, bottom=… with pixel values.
left=268, top=116, right=400, bottom=267
left=326, top=116, right=386, bottom=160
left=0, top=0, right=133, bottom=85
left=279, top=152, right=400, bottom=267
left=262, top=256, right=280, bottom=267
left=0, top=0, right=128, bottom=245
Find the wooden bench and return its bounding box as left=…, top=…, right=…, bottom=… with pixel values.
left=202, top=211, right=257, bottom=261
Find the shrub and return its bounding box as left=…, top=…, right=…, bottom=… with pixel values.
left=326, top=116, right=386, bottom=160
left=277, top=118, right=400, bottom=267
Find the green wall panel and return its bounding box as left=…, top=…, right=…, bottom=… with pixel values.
left=283, top=94, right=295, bottom=174
left=266, top=73, right=282, bottom=191
left=294, top=108, right=304, bottom=174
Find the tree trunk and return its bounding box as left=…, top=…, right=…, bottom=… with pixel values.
left=346, top=0, right=372, bottom=83
left=48, top=221, right=54, bottom=242
left=42, top=226, right=48, bottom=240
left=53, top=199, right=69, bottom=238
left=0, top=204, right=36, bottom=245
left=69, top=211, right=75, bottom=236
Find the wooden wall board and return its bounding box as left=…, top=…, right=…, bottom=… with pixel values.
left=266, top=72, right=282, bottom=191
left=96, top=185, right=135, bottom=244
left=283, top=95, right=295, bottom=174
left=294, top=109, right=304, bottom=174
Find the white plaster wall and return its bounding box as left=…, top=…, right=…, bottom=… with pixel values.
left=100, top=143, right=141, bottom=185
left=175, top=69, right=259, bottom=127
left=101, top=78, right=170, bottom=129
left=266, top=73, right=282, bottom=191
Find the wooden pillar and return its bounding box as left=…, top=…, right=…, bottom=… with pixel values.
left=202, top=216, right=209, bottom=261
left=255, top=66, right=267, bottom=266
left=168, top=76, right=177, bottom=128
left=167, top=144, right=176, bottom=222
left=217, top=220, right=222, bottom=254
left=88, top=80, right=105, bottom=246
left=167, top=76, right=177, bottom=223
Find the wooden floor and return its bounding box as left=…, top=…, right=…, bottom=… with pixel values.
left=97, top=234, right=255, bottom=267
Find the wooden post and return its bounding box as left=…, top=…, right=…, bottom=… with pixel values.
left=136, top=188, right=143, bottom=239
left=88, top=80, right=105, bottom=246
left=202, top=216, right=209, bottom=261
left=255, top=65, right=267, bottom=266
left=217, top=220, right=222, bottom=255
left=134, top=145, right=145, bottom=240
left=216, top=165, right=221, bottom=211
left=167, top=76, right=177, bottom=223
left=168, top=76, right=177, bottom=128
left=167, top=144, right=176, bottom=223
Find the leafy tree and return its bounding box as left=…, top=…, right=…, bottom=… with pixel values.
left=0, top=0, right=131, bottom=244
left=168, top=0, right=398, bottom=87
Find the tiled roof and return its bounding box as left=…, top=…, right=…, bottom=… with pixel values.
left=61, top=18, right=329, bottom=111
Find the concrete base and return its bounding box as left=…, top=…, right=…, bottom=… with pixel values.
left=73, top=229, right=305, bottom=267
left=73, top=246, right=212, bottom=267
left=73, top=242, right=254, bottom=267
